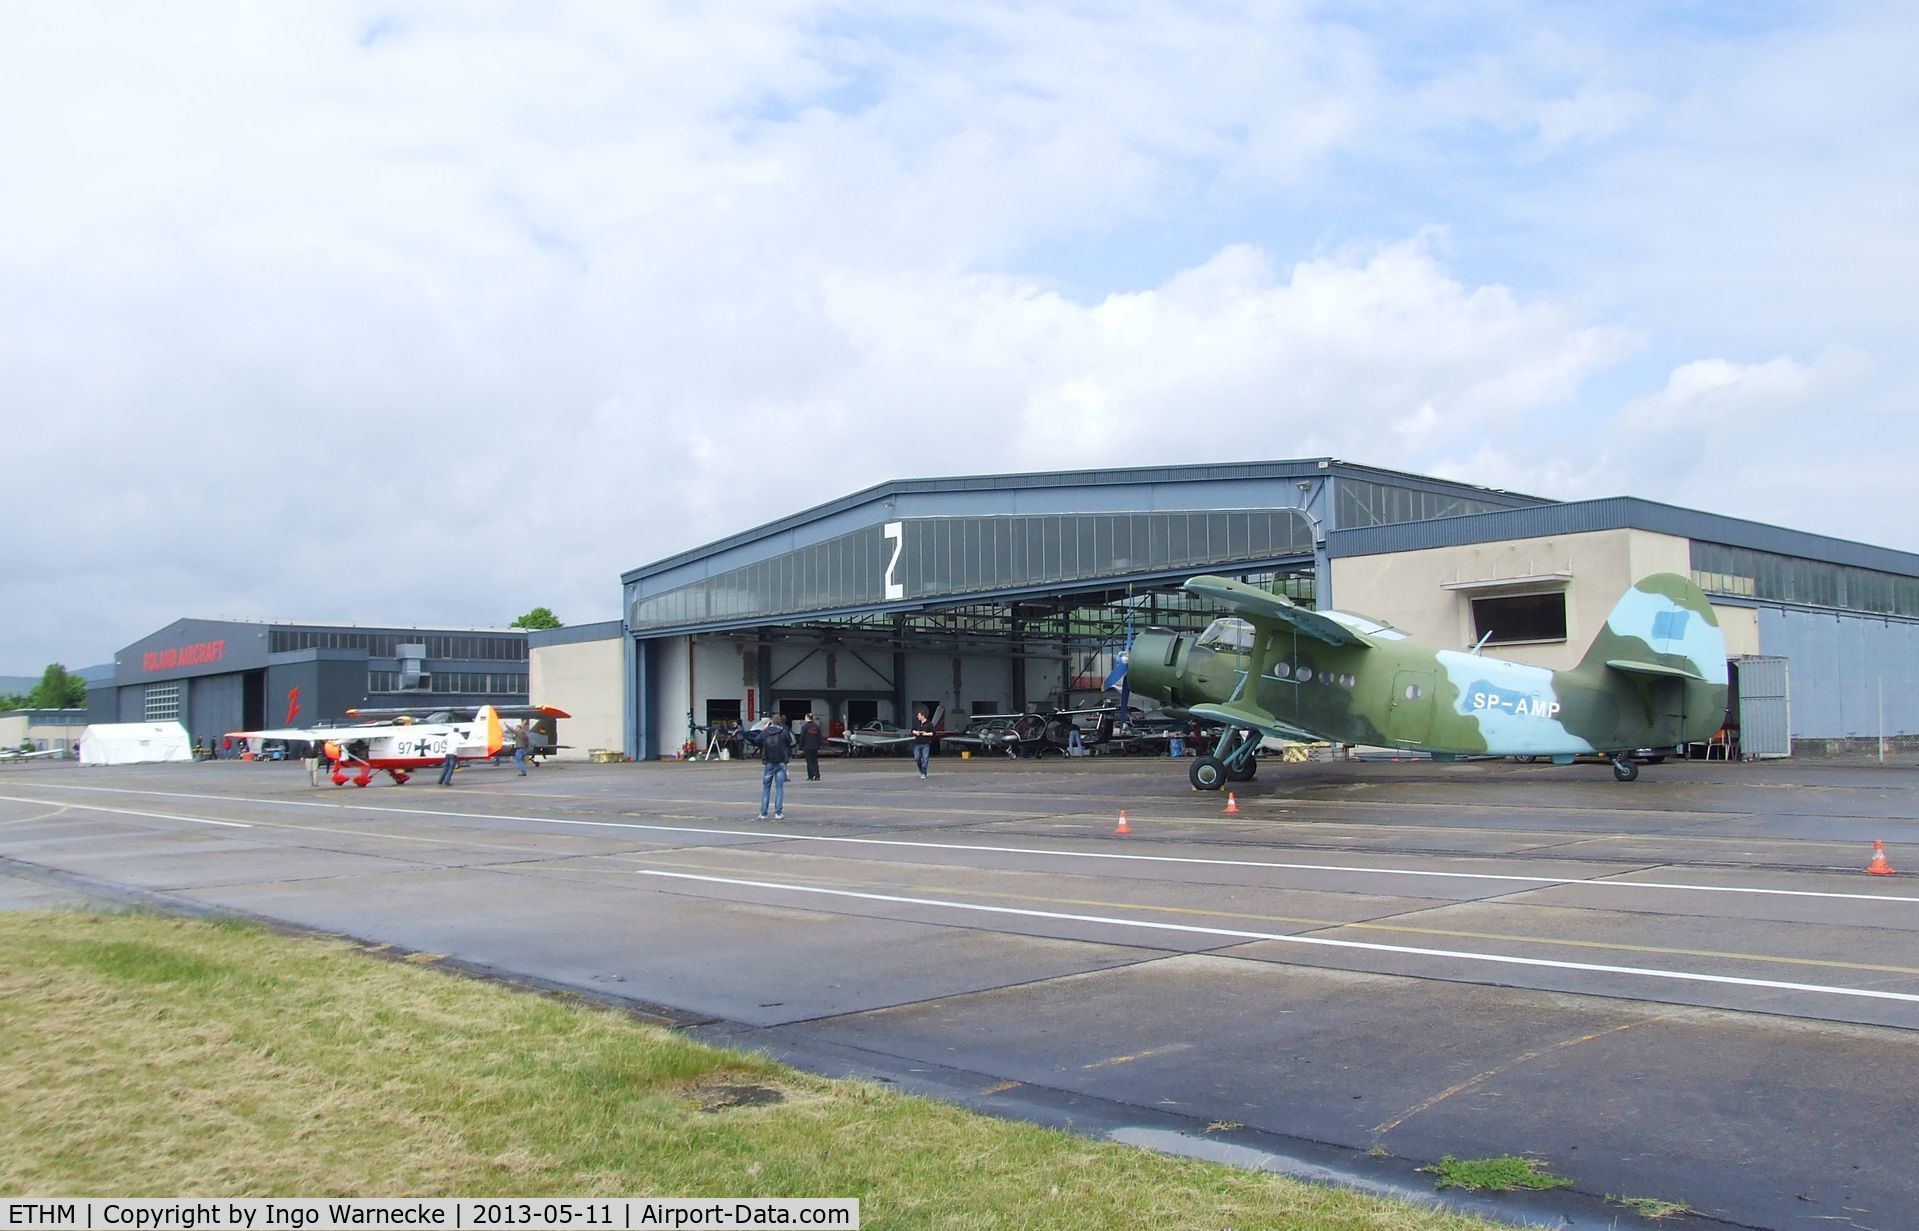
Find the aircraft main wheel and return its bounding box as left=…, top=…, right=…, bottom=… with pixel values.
left=1227, top=758, right=1257, bottom=782
left=1190, top=756, right=1227, bottom=791
left=1612, top=758, right=1639, bottom=782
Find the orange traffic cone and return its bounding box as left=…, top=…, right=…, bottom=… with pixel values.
left=1224, top=791, right=1240, bottom=814
left=1866, top=840, right=1897, bottom=876
left=1113, top=810, right=1131, bottom=836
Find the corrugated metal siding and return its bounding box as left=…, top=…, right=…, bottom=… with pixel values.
left=1756, top=609, right=1919, bottom=738
left=187, top=674, right=246, bottom=747
left=623, top=459, right=1547, bottom=584
left=1331, top=496, right=1919, bottom=577
left=1732, top=656, right=1792, bottom=758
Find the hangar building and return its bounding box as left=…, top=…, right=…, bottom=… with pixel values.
left=530, top=459, right=1919, bottom=761
left=91, top=618, right=531, bottom=753
left=0, top=708, right=87, bottom=758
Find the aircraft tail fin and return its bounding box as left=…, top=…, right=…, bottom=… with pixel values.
left=479, top=705, right=504, bottom=756
left=1577, top=574, right=1729, bottom=687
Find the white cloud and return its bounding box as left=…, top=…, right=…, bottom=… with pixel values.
left=1, top=3, right=1915, bottom=671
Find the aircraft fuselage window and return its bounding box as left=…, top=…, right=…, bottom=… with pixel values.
left=1297, top=665, right=1314, bottom=683
left=1196, top=618, right=1256, bottom=653
left=1404, top=683, right=1422, bottom=701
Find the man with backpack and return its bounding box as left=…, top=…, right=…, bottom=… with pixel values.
left=757, top=715, right=794, bottom=820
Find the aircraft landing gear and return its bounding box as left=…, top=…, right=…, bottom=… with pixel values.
left=1611, top=756, right=1640, bottom=782
left=388, top=769, right=411, bottom=785
left=1192, top=728, right=1263, bottom=790
left=1190, top=756, right=1227, bottom=791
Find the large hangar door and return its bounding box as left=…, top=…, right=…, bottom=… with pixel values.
left=1732, top=655, right=1790, bottom=759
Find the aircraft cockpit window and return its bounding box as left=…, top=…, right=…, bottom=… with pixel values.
left=1196, top=618, right=1255, bottom=653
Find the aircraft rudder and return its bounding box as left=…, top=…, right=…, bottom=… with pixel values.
left=1579, top=573, right=1729, bottom=685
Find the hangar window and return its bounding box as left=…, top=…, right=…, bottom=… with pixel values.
left=1471, top=592, right=1567, bottom=645
left=144, top=682, right=181, bottom=721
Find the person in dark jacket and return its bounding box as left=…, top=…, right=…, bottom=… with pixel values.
left=911, top=710, right=934, bottom=778
left=757, top=715, right=794, bottom=820
left=797, top=713, right=824, bottom=781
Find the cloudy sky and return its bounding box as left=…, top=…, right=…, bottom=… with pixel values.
left=4, top=2, right=1915, bottom=670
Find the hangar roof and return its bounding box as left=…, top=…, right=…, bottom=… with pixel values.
left=619, top=458, right=1551, bottom=637
left=622, top=458, right=1548, bottom=584
left=1330, top=495, right=1919, bottom=579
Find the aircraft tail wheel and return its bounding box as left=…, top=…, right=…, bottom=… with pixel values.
left=1612, top=757, right=1639, bottom=782
left=1227, top=758, right=1257, bottom=782
left=1190, top=756, right=1227, bottom=791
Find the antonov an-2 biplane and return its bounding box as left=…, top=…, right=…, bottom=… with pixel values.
left=228, top=705, right=508, bottom=787
left=1125, top=572, right=1727, bottom=787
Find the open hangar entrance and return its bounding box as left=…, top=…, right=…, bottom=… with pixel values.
left=643, top=568, right=1318, bottom=757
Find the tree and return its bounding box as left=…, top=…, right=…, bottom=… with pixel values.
left=0, top=693, right=28, bottom=712
left=28, top=663, right=87, bottom=709
left=509, top=607, right=563, bottom=631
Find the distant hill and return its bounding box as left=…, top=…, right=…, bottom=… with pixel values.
left=0, top=665, right=112, bottom=702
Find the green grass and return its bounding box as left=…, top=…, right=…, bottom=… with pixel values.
left=0, top=910, right=1520, bottom=1229
left=1423, top=1156, right=1572, bottom=1193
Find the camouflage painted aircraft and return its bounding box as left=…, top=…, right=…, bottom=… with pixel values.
left=1125, top=572, right=1728, bottom=787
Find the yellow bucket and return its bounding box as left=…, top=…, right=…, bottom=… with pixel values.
left=960, top=750, right=972, bottom=760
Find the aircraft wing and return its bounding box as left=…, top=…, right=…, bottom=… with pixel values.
left=227, top=723, right=447, bottom=742
left=1182, top=576, right=1373, bottom=647
left=1187, top=702, right=1322, bottom=744
left=346, top=704, right=572, bottom=721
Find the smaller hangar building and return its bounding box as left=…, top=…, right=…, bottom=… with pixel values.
left=93, top=618, right=531, bottom=752
left=532, top=459, right=1919, bottom=761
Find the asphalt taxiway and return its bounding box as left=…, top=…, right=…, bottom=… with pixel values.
left=2, top=753, right=1916, bottom=1229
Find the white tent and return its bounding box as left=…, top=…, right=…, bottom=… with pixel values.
left=78, top=722, right=194, bottom=766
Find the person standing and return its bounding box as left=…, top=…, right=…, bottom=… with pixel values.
left=511, top=722, right=530, bottom=776
left=757, top=715, right=794, bottom=820
left=911, top=710, right=934, bottom=779
left=304, top=740, right=322, bottom=787
left=437, top=730, right=460, bottom=786
left=798, top=713, right=824, bottom=781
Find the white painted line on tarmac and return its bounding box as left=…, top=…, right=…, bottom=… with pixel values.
left=11, top=782, right=1918, bottom=905
left=0, top=794, right=251, bottom=828
left=637, top=869, right=1919, bottom=1007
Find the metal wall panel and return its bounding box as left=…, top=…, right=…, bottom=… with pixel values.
left=1757, top=608, right=1919, bottom=738
left=186, top=673, right=247, bottom=750
left=1332, top=496, right=1919, bottom=578
left=1732, top=656, right=1791, bottom=757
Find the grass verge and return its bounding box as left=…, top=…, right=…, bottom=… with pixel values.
left=1423, top=1156, right=1572, bottom=1193
left=1, top=910, right=1517, bottom=1229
